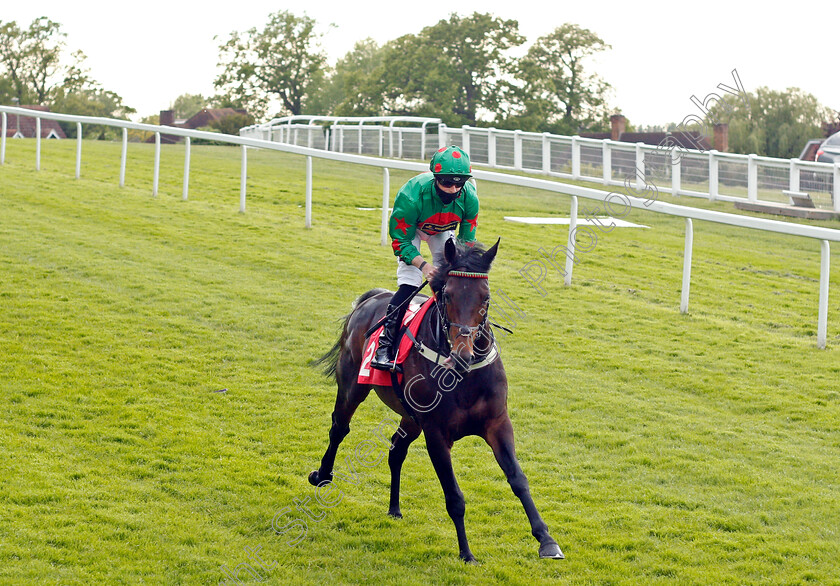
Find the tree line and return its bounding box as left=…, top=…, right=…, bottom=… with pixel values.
left=1, top=12, right=837, bottom=159
left=0, top=18, right=134, bottom=139
left=213, top=11, right=613, bottom=136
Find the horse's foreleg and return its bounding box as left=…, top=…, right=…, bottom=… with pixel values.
left=309, top=380, right=370, bottom=487
left=485, top=416, right=564, bottom=560
left=387, top=416, right=421, bottom=518
left=425, top=430, right=475, bottom=563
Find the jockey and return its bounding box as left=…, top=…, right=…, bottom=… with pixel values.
left=370, top=145, right=479, bottom=371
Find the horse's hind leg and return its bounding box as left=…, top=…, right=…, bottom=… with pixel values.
left=309, top=371, right=370, bottom=487
left=484, top=416, right=564, bottom=560
left=387, top=416, right=421, bottom=518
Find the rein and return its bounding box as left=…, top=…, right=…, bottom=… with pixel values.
left=435, top=270, right=491, bottom=357
left=364, top=280, right=428, bottom=339
left=438, top=271, right=513, bottom=335
left=389, top=267, right=500, bottom=423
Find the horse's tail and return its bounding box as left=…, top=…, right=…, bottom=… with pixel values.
left=311, top=288, right=390, bottom=380
left=311, top=338, right=342, bottom=379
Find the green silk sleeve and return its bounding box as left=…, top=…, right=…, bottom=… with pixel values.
left=458, top=184, right=479, bottom=242
left=389, top=189, right=420, bottom=265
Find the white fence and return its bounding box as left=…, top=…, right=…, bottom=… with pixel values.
left=2, top=105, right=838, bottom=348
left=245, top=117, right=840, bottom=212
left=241, top=115, right=442, bottom=161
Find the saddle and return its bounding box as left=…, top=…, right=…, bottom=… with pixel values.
left=358, top=297, right=436, bottom=386
left=357, top=295, right=500, bottom=388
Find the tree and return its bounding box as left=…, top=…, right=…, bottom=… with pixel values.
left=0, top=17, right=66, bottom=104
left=350, top=13, right=523, bottom=125
left=25, top=17, right=66, bottom=104
left=0, top=20, right=30, bottom=102
left=127, top=114, right=158, bottom=143
left=510, top=24, right=612, bottom=134
left=49, top=50, right=134, bottom=139
left=421, top=13, right=524, bottom=125
left=0, top=74, right=15, bottom=105
left=0, top=18, right=133, bottom=137
left=51, top=86, right=135, bottom=139
left=822, top=111, right=840, bottom=138
left=214, top=10, right=330, bottom=119
left=364, top=33, right=429, bottom=118
left=170, top=93, right=207, bottom=120
left=209, top=112, right=255, bottom=135
left=366, top=12, right=524, bottom=126
left=708, top=87, right=830, bottom=158
left=308, top=38, right=384, bottom=116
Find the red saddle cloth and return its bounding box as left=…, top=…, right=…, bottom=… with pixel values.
left=358, top=296, right=436, bottom=386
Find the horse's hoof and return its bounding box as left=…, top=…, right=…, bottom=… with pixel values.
left=459, top=552, right=478, bottom=564
left=539, top=541, right=565, bottom=560
left=387, top=509, right=403, bottom=519
left=307, top=470, right=321, bottom=486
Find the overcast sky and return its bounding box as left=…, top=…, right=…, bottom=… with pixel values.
left=5, top=0, right=837, bottom=126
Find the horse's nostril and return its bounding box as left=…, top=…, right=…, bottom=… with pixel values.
left=449, top=351, right=473, bottom=371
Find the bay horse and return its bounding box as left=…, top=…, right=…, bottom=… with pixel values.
left=310, top=238, right=563, bottom=562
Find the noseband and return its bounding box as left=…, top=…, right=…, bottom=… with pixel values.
left=436, top=271, right=490, bottom=354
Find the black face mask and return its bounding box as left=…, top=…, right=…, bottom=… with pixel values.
left=434, top=182, right=462, bottom=204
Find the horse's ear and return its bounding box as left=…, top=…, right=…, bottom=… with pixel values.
left=444, top=237, right=458, bottom=265
left=483, top=238, right=500, bottom=267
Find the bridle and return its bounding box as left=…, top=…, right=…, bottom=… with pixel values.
left=435, top=270, right=491, bottom=356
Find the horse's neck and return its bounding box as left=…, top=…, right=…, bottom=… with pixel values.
left=420, top=303, right=445, bottom=354
left=420, top=303, right=495, bottom=358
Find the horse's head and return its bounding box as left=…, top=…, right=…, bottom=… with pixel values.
left=431, top=238, right=499, bottom=372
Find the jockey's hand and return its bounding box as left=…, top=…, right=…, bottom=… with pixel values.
left=421, top=262, right=436, bottom=281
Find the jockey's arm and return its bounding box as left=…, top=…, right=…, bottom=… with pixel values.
left=411, top=255, right=435, bottom=280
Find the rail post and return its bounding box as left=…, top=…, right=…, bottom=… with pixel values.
left=681, top=218, right=694, bottom=313
left=153, top=132, right=160, bottom=197
left=182, top=137, right=191, bottom=201
left=565, top=196, right=578, bottom=286
left=0, top=112, right=6, bottom=164
left=381, top=168, right=390, bottom=246
left=36, top=117, right=41, bottom=171
left=75, top=122, right=82, bottom=179
left=119, top=128, right=127, bottom=187
left=240, top=145, right=247, bottom=213
left=708, top=150, right=719, bottom=201
left=602, top=140, right=611, bottom=185
left=818, top=240, right=830, bottom=349
left=305, top=155, right=312, bottom=227
left=747, top=154, right=758, bottom=202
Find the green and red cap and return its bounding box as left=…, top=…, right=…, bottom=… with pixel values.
left=430, top=146, right=472, bottom=185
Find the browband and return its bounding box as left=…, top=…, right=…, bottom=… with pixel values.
left=447, top=271, right=489, bottom=279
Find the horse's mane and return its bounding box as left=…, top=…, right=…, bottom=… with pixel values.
left=430, top=241, right=493, bottom=292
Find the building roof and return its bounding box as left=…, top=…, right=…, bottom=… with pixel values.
left=149, top=108, right=250, bottom=143
left=618, top=131, right=711, bottom=151
left=579, top=130, right=711, bottom=151
left=3, top=105, right=66, bottom=139
left=182, top=108, right=248, bottom=129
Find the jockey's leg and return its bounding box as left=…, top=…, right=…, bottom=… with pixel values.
left=370, top=284, right=414, bottom=371
left=427, top=230, right=455, bottom=266
left=373, top=233, right=425, bottom=372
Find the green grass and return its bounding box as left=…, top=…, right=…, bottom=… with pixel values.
left=1, top=139, right=839, bottom=585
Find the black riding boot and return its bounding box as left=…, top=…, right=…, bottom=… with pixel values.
left=371, top=304, right=404, bottom=371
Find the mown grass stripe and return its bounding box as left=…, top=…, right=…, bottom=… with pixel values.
left=0, top=139, right=838, bottom=584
